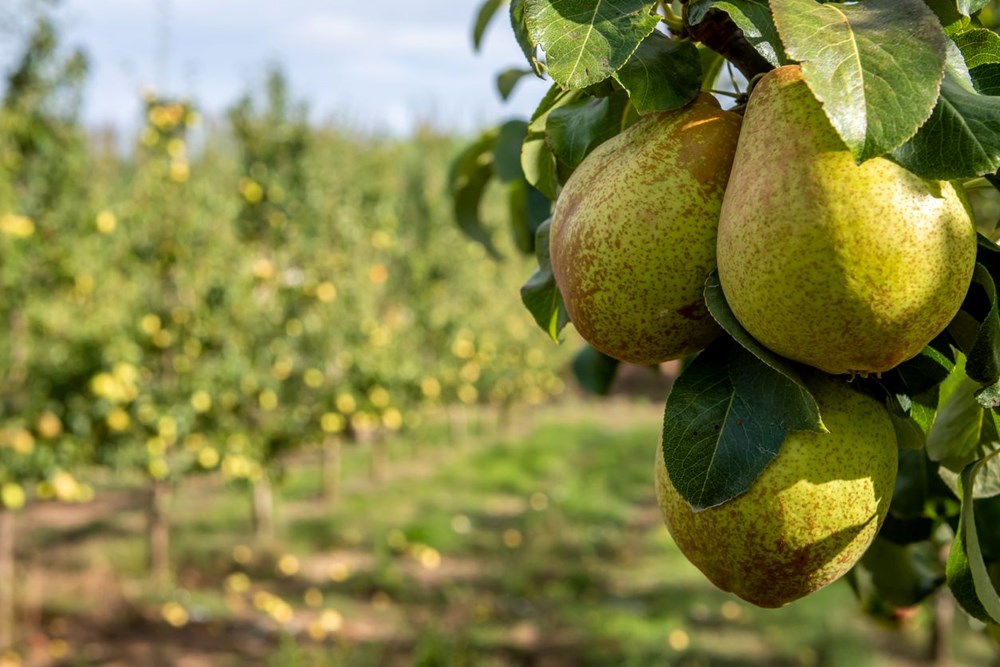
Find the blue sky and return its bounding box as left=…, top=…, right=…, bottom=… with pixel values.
left=19, top=1, right=551, bottom=135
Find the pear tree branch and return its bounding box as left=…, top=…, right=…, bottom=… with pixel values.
left=679, top=1, right=773, bottom=82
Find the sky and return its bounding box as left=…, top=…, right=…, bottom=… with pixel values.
left=8, top=0, right=552, bottom=136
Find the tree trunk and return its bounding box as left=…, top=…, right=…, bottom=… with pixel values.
left=930, top=589, right=954, bottom=667
left=370, top=438, right=388, bottom=483
left=148, top=480, right=171, bottom=590
left=320, top=436, right=342, bottom=503
left=0, top=509, right=14, bottom=653
left=252, top=475, right=275, bottom=546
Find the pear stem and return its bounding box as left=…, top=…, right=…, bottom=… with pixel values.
left=679, top=0, right=773, bottom=82
left=659, top=2, right=685, bottom=33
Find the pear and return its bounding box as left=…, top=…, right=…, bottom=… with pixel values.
left=550, top=93, right=742, bottom=364
left=655, top=374, right=898, bottom=608
left=716, top=65, right=976, bottom=376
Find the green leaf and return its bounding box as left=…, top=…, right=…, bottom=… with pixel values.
left=946, top=451, right=1000, bottom=624
left=520, top=218, right=570, bottom=340
left=967, top=264, right=1000, bottom=390
left=571, top=344, right=620, bottom=395
left=496, top=68, right=536, bottom=100
left=507, top=180, right=550, bottom=254
left=510, top=0, right=544, bottom=74
left=703, top=270, right=822, bottom=427
left=448, top=129, right=502, bottom=258
left=687, top=0, right=787, bottom=67
left=613, top=32, right=701, bottom=113
left=474, top=0, right=506, bottom=51
left=926, top=356, right=984, bottom=466
left=523, top=0, right=660, bottom=89
left=698, top=45, right=726, bottom=90
left=892, top=42, right=1000, bottom=180
left=771, top=0, right=947, bottom=162
left=925, top=0, right=970, bottom=35
left=494, top=120, right=529, bottom=183
left=522, top=86, right=582, bottom=199
left=661, top=338, right=823, bottom=510
left=858, top=538, right=945, bottom=608
left=958, top=0, right=991, bottom=15
left=546, top=93, right=630, bottom=172
left=953, top=28, right=1000, bottom=95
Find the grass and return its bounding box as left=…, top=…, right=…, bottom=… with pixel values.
left=14, top=399, right=1000, bottom=666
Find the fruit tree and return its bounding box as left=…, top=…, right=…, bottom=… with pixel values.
left=454, top=0, right=1000, bottom=646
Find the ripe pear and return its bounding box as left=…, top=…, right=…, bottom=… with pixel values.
left=716, top=65, right=976, bottom=376
left=550, top=93, right=742, bottom=364
left=655, top=374, right=898, bottom=608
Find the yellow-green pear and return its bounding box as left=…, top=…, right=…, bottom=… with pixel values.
left=717, top=65, right=976, bottom=376
left=655, top=374, right=898, bottom=608
left=550, top=93, right=742, bottom=364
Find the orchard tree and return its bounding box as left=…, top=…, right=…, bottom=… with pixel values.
left=457, top=0, right=1000, bottom=656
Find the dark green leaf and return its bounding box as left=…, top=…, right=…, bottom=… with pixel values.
left=496, top=68, right=536, bottom=100
left=946, top=452, right=1000, bottom=624
left=448, top=129, right=502, bottom=258
left=703, top=270, right=822, bottom=427
left=687, top=0, right=787, bottom=67
left=967, top=265, right=1000, bottom=390
left=510, top=0, right=544, bottom=74
left=926, top=356, right=984, bottom=465
left=474, top=0, right=506, bottom=50
left=698, top=45, right=726, bottom=89
left=892, top=43, right=1000, bottom=180
left=877, top=344, right=955, bottom=399
left=522, top=86, right=582, bottom=199
left=771, top=0, right=947, bottom=162
left=889, top=449, right=935, bottom=521
left=661, top=338, right=822, bottom=510
left=546, top=93, right=631, bottom=172
left=524, top=0, right=660, bottom=89
left=925, top=0, right=971, bottom=35
left=953, top=29, right=1000, bottom=95
left=975, top=493, right=1000, bottom=559
left=858, top=538, right=945, bottom=608
left=494, top=120, right=529, bottom=183
left=507, top=181, right=550, bottom=254
left=520, top=218, right=570, bottom=340
left=571, top=344, right=620, bottom=395
left=613, top=32, right=701, bottom=113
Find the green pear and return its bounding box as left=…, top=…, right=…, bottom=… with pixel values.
left=655, top=374, right=898, bottom=608
left=550, top=94, right=742, bottom=364
left=716, top=65, right=976, bottom=376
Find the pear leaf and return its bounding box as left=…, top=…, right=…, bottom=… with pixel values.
left=771, top=0, right=947, bottom=162
left=497, top=68, right=536, bottom=100
left=857, top=538, right=945, bottom=608
left=703, top=270, right=822, bottom=427
left=613, top=32, right=701, bottom=113
left=953, top=28, right=1000, bottom=95
left=448, top=128, right=503, bottom=258
left=926, top=356, right=984, bottom=466
left=946, top=451, right=1000, bottom=624
left=520, top=218, right=570, bottom=340
left=522, top=86, right=582, bottom=199
left=687, top=0, right=787, bottom=67
left=966, top=264, right=1000, bottom=391
left=958, top=0, right=991, bottom=15
left=474, top=0, right=506, bottom=50
left=546, top=94, right=629, bottom=171
left=662, top=337, right=823, bottom=511
left=511, top=0, right=544, bottom=75
left=891, top=42, right=1000, bottom=180
left=523, top=0, right=660, bottom=89
left=571, top=344, right=620, bottom=395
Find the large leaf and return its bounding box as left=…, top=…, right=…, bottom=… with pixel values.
left=523, top=0, right=660, bottom=89
left=571, top=344, right=620, bottom=395
left=520, top=218, right=570, bottom=340
left=522, top=86, right=582, bottom=199
left=613, top=31, right=701, bottom=113
left=687, top=0, right=787, bottom=67
left=661, top=338, right=823, bottom=510
left=510, top=0, right=543, bottom=74
left=953, top=28, right=1000, bottom=95
left=474, top=0, right=507, bottom=50
left=946, top=451, right=1000, bottom=624
left=448, top=129, right=502, bottom=258
left=771, top=0, right=947, bottom=162
left=546, top=92, right=630, bottom=172
left=703, top=270, right=822, bottom=426
left=892, top=42, right=1000, bottom=179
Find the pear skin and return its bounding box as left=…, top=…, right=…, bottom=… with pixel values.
left=716, top=65, right=976, bottom=375
left=550, top=94, right=742, bottom=364
left=655, top=374, right=898, bottom=608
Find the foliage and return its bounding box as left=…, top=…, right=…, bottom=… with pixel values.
left=456, top=0, right=1000, bottom=635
